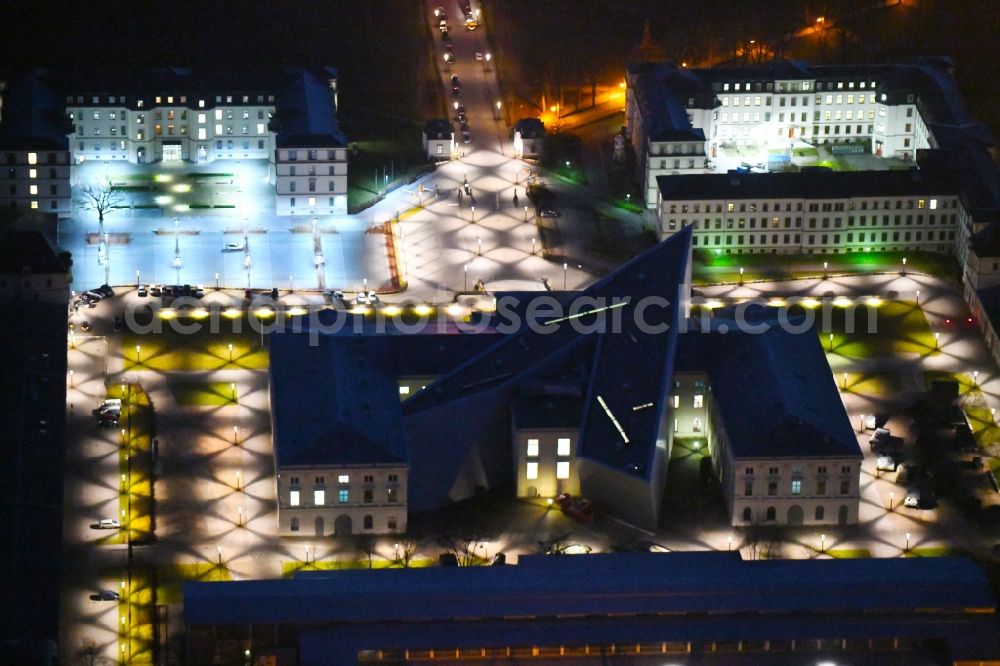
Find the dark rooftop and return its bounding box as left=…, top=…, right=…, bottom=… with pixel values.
left=0, top=70, right=68, bottom=151
left=423, top=118, right=453, bottom=140
left=0, top=230, right=67, bottom=275
left=274, top=67, right=346, bottom=149
left=513, top=117, right=544, bottom=138
left=657, top=167, right=960, bottom=202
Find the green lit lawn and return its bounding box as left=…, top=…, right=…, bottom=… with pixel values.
left=692, top=250, right=960, bottom=285
left=122, top=320, right=269, bottom=372
left=818, top=300, right=936, bottom=360
left=280, top=558, right=436, bottom=577
left=826, top=548, right=871, bottom=559
left=170, top=382, right=238, bottom=406
left=905, top=547, right=965, bottom=558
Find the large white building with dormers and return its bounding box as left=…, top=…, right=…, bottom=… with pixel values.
left=0, top=67, right=348, bottom=218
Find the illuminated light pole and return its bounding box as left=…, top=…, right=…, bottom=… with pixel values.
left=477, top=236, right=482, bottom=256
left=822, top=261, right=828, bottom=279
left=238, top=505, right=244, bottom=527
left=905, top=532, right=911, bottom=552
left=231, top=382, right=237, bottom=402
left=727, top=535, right=733, bottom=551
left=235, top=470, right=241, bottom=491
left=228, top=343, right=234, bottom=363
left=626, top=193, right=631, bottom=205
left=935, top=331, right=940, bottom=349
left=69, top=369, right=74, bottom=388
left=531, top=237, right=536, bottom=255
left=901, top=256, right=907, bottom=276
left=974, top=370, right=980, bottom=385
left=215, top=272, right=220, bottom=290
left=738, top=266, right=744, bottom=286
left=471, top=205, right=476, bottom=223
left=889, top=492, right=894, bottom=511
left=820, top=533, right=826, bottom=553
left=217, top=545, right=223, bottom=565
left=524, top=205, right=529, bottom=222
left=563, top=262, right=568, bottom=290
left=915, top=289, right=920, bottom=305
left=234, top=425, right=239, bottom=445
left=464, top=264, right=468, bottom=291
left=842, top=372, right=848, bottom=390
left=828, top=333, right=834, bottom=352
left=135, top=345, right=141, bottom=365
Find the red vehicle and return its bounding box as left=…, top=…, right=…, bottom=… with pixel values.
left=555, top=493, right=594, bottom=523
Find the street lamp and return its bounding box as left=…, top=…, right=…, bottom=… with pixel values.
left=842, top=372, right=848, bottom=389
left=974, top=370, right=980, bottom=385
left=228, top=343, right=233, bottom=362
left=231, top=382, right=236, bottom=402
left=563, top=262, right=568, bottom=290
left=901, top=256, right=907, bottom=275
left=915, top=289, right=920, bottom=305
left=471, top=205, right=476, bottom=223
left=828, top=333, right=834, bottom=352
left=477, top=236, right=482, bottom=256
left=524, top=205, right=529, bottom=222
left=935, top=331, right=940, bottom=349
left=233, top=425, right=239, bottom=445
left=823, top=261, right=828, bottom=279
left=464, top=264, right=468, bottom=291
left=217, top=545, right=223, bottom=565
left=69, top=369, right=74, bottom=388
left=738, top=266, right=744, bottom=286
left=820, top=533, right=826, bottom=553
left=135, top=345, right=141, bottom=364
left=531, top=237, right=536, bottom=255
left=905, top=532, right=911, bottom=551
left=235, top=470, right=241, bottom=491
left=727, top=535, right=733, bottom=551
left=889, top=492, right=894, bottom=511
left=215, top=272, right=220, bottom=290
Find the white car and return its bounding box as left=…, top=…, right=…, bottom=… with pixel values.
left=223, top=241, right=245, bottom=252
left=91, top=519, right=121, bottom=529
left=354, top=290, right=379, bottom=305
left=475, top=52, right=484, bottom=61
left=98, top=398, right=122, bottom=414
left=904, top=489, right=921, bottom=508
left=863, top=414, right=879, bottom=430
left=869, top=427, right=890, bottom=448
left=875, top=456, right=898, bottom=472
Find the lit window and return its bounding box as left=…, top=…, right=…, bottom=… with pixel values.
left=30, top=201, right=38, bottom=209
left=215, top=124, right=223, bottom=135
left=215, top=109, right=222, bottom=120
left=197, top=128, right=206, bottom=140
left=556, top=461, right=570, bottom=479
left=526, top=438, right=539, bottom=457
left=338, top=474, right=349, bottom=484
left=308, top=197, right=316, bottom=207
left=198, top=113, right=206, bottom=124
left=929, top=199, right=937, bottom=210
left=791, top=479, right=802, bottom=495
left=672, top=395, right=679, bottom=409
left=399, top=385, right=410, bottom=395
left=693, top=394, right=704, bottom=408
left=289, top=490, right=300, bottom=506
left=557, top=438, right=571, bottom=456
left=338, top=489, right=349, bottom=503
left=526, top=462, right=538, bottom=480
left=29, top=185, right=38, bottom=195
left=28, top=169, right=37, bottom=179
left=27, top=152, right=37, bottom=165
left=257, top=123, right=265, bottom=134
left=314, top=489, right=325, bottom=505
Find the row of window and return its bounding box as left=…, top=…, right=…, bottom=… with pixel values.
left=289, top=487, right=398, bottom=507
left=288, top=180, right=339, bottom=193
left=289, top=514, right=397, bottom=532
left=669, top=212, right=956, bottom=231
left=68, top=94, right=277, bottom=107
left=288, top=474, right=399, bottom=485
left=4, top=152, right=61, bottom=166
left=672, top=394, right=704, bottom=409
left=285, top=196, right=343, bottom=208
left=668, top=198, right=951, bottom=215
left=688, top=230, right=956, bottom=247
left=525, top=461, right=571, bottom=480
left=745, top=478, right=851, bottom=497
left=7, top=184, right=60, bottom=196
left=526, top=438, right=571, bottom=457
left=77, top=139, right=267, bottom=153
left=741, top=504, right=847, bottom=522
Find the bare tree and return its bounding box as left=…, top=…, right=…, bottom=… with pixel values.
left=393, top=539, right=418, bottom=568
left=75, top=179, right=124, bottom=234
left=356, top=535, right=378, bottom=569
left=76, top=639, right=114, bottom=666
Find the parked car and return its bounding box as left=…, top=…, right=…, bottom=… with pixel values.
left=94, top=284, right=114, bottom=298
left=539, top=209, right=562, bottom=218
left=869, top=427, right=890, bottom=449
left=433, top=6, right=445, bottom=16
left=149, top=284, right=162, bottom=297
left=475, top=52, right=484, bottom=61
left=137, top=284, right=148, bottom=297
left=443, top=52, right=455, bottom=64
left=904, top=488, right=922, bottom=508
left=79, top=321, right=92, bottom=331
left=553, top=543, right=591, bottom=555
left=555, top=492, right=594, bottom=523
left=80, top=291, right=102, bottom=303
left=863, top=414, right=882, bottom=430
left=450, top=75, right=459, bottom=86
left=462, top=131, right=472, bottom=144
left=193, top=285, right=205, bottom=298
left=876, top=455, right=898, bottom=472
left=223, top=241, right=244, bottom=252
left=89, top=591, right=120, bottom=601
left=90, top=519, right=121, bottom=529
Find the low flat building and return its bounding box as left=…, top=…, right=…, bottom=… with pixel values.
left=512, top=117, right=544, bottom=159
left=183, top=552, right=999, bottom=665
left=422, top=118, right=454, bottom=161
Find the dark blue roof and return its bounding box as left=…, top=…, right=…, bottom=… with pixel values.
left=423, top=118, right=453, bottom=140
left=184, top=553, right=995, bottom=626
left=513, top=117, right=544, bottom=138
left=704, top=308, right=862, bottom=459
left=269, top=333, right=406, bottom=468
left=275, top=67, right=346, bottom=148
left=0, top=70, right=68, bottom=150
left=657, top=167, right=960, bottom=202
